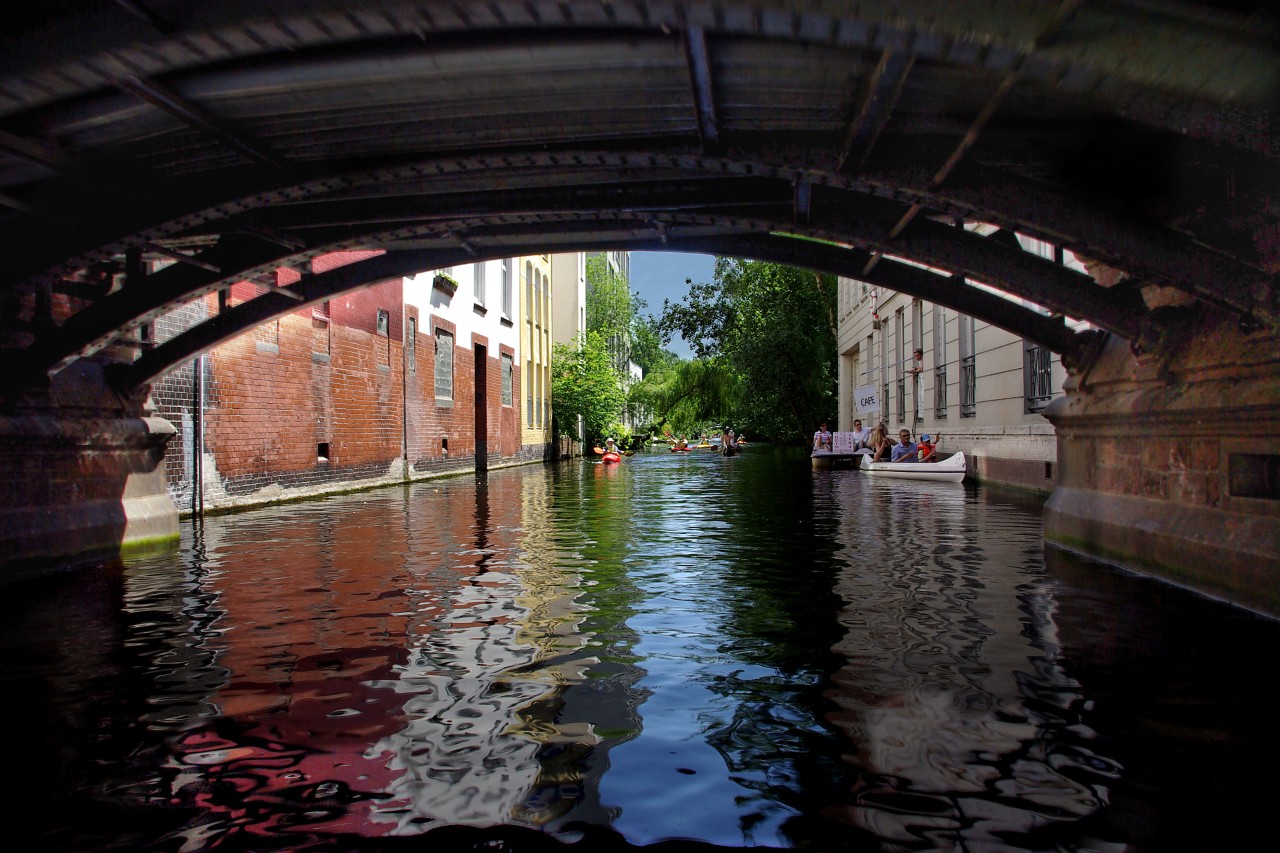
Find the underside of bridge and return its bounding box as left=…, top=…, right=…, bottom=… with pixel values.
left=0, top=2, right=1277, bottom=611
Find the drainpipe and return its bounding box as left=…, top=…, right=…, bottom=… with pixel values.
left=192, top=354, right=204, bottom=517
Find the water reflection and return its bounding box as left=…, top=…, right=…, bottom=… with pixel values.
left=820, top=474, right=1113, bottom=847
left=1, top=448, right=1276, bottom=851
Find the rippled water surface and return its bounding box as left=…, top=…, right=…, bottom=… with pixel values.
left=3, top=447, right=1277, bottom=851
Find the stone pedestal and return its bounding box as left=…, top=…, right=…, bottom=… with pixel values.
left=1044, top=312, right=1280, bottom=616
left=0, top=359, right=178, bottom=578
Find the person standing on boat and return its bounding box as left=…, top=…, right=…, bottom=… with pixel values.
left=891, top=429, right=919, bottom=462
left=813, top=422, right=833, bottom=451
left=850, top=419, right=871, bottom=450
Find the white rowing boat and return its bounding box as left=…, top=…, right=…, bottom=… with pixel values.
left=859, top=450, right=966, bottom=483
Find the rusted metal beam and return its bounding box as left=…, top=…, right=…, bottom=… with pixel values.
left=682, top=25, right=719, bottom=150
left=116, top=77, right=287, bottom=172
left=837, top=48, right=916, bottom=174
left=23, top=235, right=289, bottom=380
left=115, top=231, right=1092, bottom=393
left=118, top=246, right=541, bottom=388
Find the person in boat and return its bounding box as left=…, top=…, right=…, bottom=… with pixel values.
left=917, top=434, right=937, bottom=462
left=850, top=418, right=871, bottom=451
left=604, top=437, right=618, bottom=455
left=675, top=435, right=689, bottom=449
left=891, top=429, right=919, bottom=462
left=721, top=428, right=738, bottom=456
left=813, top=421, right=833, bottom=452
left=869, top=423, right=895, bottom=462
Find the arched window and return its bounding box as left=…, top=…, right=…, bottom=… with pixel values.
left=525, top=262, right=533, bottom=321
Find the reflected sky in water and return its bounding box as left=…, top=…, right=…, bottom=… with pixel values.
left=2, top=447, right=1276, bottom=851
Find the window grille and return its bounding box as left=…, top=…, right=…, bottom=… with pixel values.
left=376, top=309, right=389, bottom=337
left=501, top=354, right=513, bottom=406
left=896, top=378, right=906, bottom=423
left=475, top=262, right=486, bottom=305
left=961, top=355, right=976, bottom=417
left=407, top=317, right=416, bottom=373
left=1025, top=343, right=1054, bottom=413
left=434, top=328, right=453, bottom=398
left=934, top=365, right=947, bottom=418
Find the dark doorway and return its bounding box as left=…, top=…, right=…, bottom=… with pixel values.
left=474, top=344, right=488, bottom=472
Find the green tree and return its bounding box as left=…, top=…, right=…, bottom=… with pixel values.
left=585, top=254, right=634, bottom=373
left=551, top=331, right=627, bottom=444
left=659, top=258, right=838, bottom=443
left=629, top=312, right=678, bottom=377
left=629, top=357, right=737, bottom=438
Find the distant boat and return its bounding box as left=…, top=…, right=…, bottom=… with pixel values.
left=860, top=451, right=966, bottom=483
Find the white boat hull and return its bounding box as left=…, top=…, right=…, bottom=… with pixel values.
left=861, top=450, right=966, bottom=482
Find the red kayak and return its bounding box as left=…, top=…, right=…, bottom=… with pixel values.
left=670, top=446, right=692, bottom=453
left=602, top=452, right=622, bottom=464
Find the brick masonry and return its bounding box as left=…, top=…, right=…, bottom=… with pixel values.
left=151, top=254, right=553, bottom=515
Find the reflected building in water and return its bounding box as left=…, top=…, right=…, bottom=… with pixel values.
left=370, top=467, right=642, bottom=834
left=818, top=473, right=1122, bottom=847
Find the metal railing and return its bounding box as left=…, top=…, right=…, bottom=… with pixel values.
left=934, top=366, right=947, bottom=418
left=1025, top=345, right=1053, bottom=413
left=960, top=356, right=976, bottom=417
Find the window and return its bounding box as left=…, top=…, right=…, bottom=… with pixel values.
left=911, top=300, right=923, bottom=422
left=878, top=328, right=889, bottom=424
left=933, top=306, right=946, bottom=418
left=501, top=258, right=512, bottom=317
left=527, top=358, right=534, bottom=424
left=407, top=317, right=416, bottom=373
left=534, top=271, right=541, bottom=327
left=475, top=261, right=486, bottom=305
left=526, top=262, right=533, bottom=321
left=434, top=328, right=453, bottom=399
left=1025, top=341, right=1053, bottom=413
left=501, top=353, right=513, bottom=406
left=376, top=309, right=389, bottom=337
left=895, top=308, right=906, bottom=424
left=959, top=315, right=976, bottom=418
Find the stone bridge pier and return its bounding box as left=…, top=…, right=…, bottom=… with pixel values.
left=0, top=359, right=176, bottom=578
left=1046, top=309, right=1280, bottom=615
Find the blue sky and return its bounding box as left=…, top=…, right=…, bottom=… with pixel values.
left=629, top=251, right=718, bottom=359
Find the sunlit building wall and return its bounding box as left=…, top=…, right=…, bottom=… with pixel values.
left=521, top=255, right=554, bottom=455
left=836, top=231, right=1091, bottom=492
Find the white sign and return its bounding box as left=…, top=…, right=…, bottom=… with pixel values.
left=853, top=383, right=879, bottom=414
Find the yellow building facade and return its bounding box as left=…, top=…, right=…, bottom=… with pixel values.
left=520, top=255, right=554, bottom=451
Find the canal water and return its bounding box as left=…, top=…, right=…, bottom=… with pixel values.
left=3, top=446, right=1277, bottom=852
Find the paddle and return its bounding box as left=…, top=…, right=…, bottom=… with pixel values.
left=593, top=447, right=605, bottom=455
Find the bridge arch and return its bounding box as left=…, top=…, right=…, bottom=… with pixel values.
left=1, top=2, right=1277, bottom=611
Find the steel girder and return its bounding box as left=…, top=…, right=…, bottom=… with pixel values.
left=118, top=231, right=1091, bottom=391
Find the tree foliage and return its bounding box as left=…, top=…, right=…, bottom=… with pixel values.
left=551, top=331, right=627, bottom=444
left=628, top=358, right=737, bottom=437
left=585, top=254, right=634, bottom=371
left=658, top=258, right=838, bottom=442
left=629, top=312, right=678, bottom=377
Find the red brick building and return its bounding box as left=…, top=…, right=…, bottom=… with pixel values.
left=152, top=251, right=545, bottom=515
